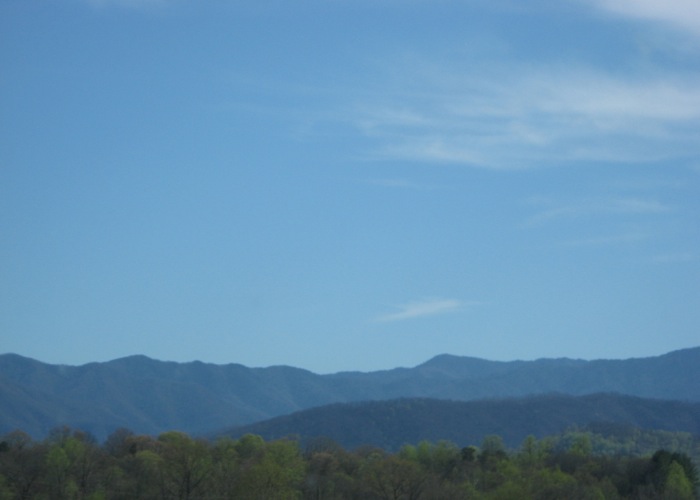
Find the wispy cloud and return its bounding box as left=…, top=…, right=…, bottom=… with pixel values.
left=561, top=232, right=649, bottom=247
left=365, top=178, right=445, bottom=190
left=524, top=197, right=672, bottom=227
left=651, top=251, right=697, bottom=263
left=349, top=61, right=700, bottom=169
left=587, top=0, right=700, bottom=36
left=610, top=176, right=689, bottom=192
left=375, top=298, right=479, bottom=322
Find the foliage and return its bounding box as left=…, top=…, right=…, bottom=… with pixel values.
left=1, top=426, right=698, bottom=499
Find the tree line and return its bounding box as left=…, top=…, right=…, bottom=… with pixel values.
left=1, top=426, right=698, bottom=499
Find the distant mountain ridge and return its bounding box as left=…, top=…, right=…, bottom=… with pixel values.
left=220, top=393, right=700, bottom=451
left=1, top=347, right=699, bottom=440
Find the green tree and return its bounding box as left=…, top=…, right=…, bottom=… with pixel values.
left=664, top=461, right=694, bottom=500
left=209, top=437, right=241, bottom=499
left=42, top=427, right=106, bottom=499
left=155, top=431, right=213, bottom=500
left=361, top=455, right=425, bottom=500
left=45, top=443, right=74, bottom=499
left=235, top=434, right=266, bottom=461
left=570, top=434, right=593, bottom=458
left=106, top=434, right=161, bottom=499
left=236, top=439, right=305, bottom=499
left=304, top=451, right=341, bottom=500
left=518, top=435, right=549, bottom=471
left=0, top=431, right=47, bottom=499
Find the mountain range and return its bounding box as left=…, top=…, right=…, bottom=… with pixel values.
left=220, top=394, right=700, bottom=451
left=1, top=347, right=699, bottom=441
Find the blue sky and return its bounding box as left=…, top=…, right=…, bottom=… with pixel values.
left=1, top=0, right=699, bottom=373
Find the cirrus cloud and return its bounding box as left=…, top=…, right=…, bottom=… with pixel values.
left=351, top=62, right=700, bottom=170
left=375, top=298, right=481, bottom=323
left=586, top=0, right=700, bottom=36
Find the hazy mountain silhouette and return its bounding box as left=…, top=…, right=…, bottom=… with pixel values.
left=1, top=347, right=698, bottom=440
left=219, top=393, right=700, bottom=451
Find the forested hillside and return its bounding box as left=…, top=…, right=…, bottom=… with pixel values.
left=1, top=427, right=697, bottom=499
left=221, top=394, right=700, bottom=451
left=1, top=347, right=699, bottom=439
